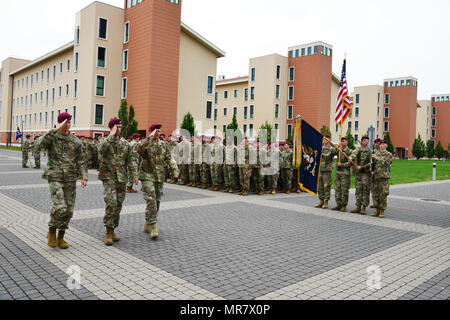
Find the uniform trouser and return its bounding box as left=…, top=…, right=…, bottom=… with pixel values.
left=251, top=167, right=264, bottom=192
left=292, top=168, right=300, bottom=190
left=180, top=164, right=189, bottom=182
left=211, top=164, right=222, bottom=187
left=239, top=166, right=252, bottom=191
left=33, top=152, right=40, bottom=167
left=282, top=168, right=293, bottom=191
left=223, top=165, right=236, bottom=188
left=189, top=164, right=200, bottom=184
left=334, top=173, right=351, bottom=207
left=268, top=173, right=280, bottom=190
left=355, top=173, right=372, bottom=207
left=102, top=180, right=126, bottom=229
left=142, top=180, right=163, bottom=225
left=22, top=152, right=29, bottom=167
left=318, top=171, right=332, bottom=201
left=48, top=181, right=77, bottom=230
left=200, top=164, right=209, bottom=186
left=372, top=178, right=389, bottom=210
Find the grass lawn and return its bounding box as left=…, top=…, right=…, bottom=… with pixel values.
left=0, top=145, right=22, bottom=152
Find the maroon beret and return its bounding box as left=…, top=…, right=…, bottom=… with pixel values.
left=374, top=138, right=382, bottom=143
left=57, top=112, right=72, bottom=124
left=132, top=133, right=141, bottom=139
left=26, top=134, right=31, bottom=138
left=381, top=140, right=388, bottom=144
left=108, top=118, right=122, bottom=129
left=361, top=136, right=369, bottom=140
left=341, top=137, right=348, bottom=141
left=149, top=123, right=162, bottom=132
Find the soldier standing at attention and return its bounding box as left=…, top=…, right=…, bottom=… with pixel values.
left=281, top=143, right=294, bottom=194
left=237, top=137, right=252, bottom=196
left=210, top=136, right=224, bottom=191
left=350, top=136, right=372, bottom=215
left=167, top=135, right=178, bottom=184
left=371, top=140, right=393, bottom=218
left=137, top=124, right=179, bottom=240
left=265, top=142, right=280, bottom=195
left=315, top=135, right=337, bottom=209
left=22, top=135, right=32, bottom=168
left=38, top=113, right=88, bottom=249
left=331, top=137, right=353, bottom=212
left=32, top=135, right=43, bottom=169
left=177, top=136, right=190, bottom=185
left=98, top=119, right=138, bottom=245
left=223, top=135, right=237, bottom=193
left=370, top=138, right=382, bottom=208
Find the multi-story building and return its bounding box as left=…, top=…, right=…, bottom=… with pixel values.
left=0, top=0, right=224, bottom=144
left=416, top=100, right=432, bottom=142
left=430, top=94, right=450, bottom=150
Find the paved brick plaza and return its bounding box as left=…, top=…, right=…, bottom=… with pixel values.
left=0, top=149, right=449, bottom=300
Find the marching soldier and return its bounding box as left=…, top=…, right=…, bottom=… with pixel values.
left=98, top=119, right=138, bottom=245
left=39, top=113, right=88, bottom=249
left=371, top=140, right=393, bottom=218
left=126, top=133, right=141, bottom=193
left=370, top=138, right=382, bottom=208
left=315, top=135, right=337, bottom=209
left=350, top=136, right=372, bottom=215
left=137, top=123, right=179, bottom=239
left=331, top=137, right=353, bottom=212
left=22, top=135, right=32, bottom=168
left=32, top=135, right=43, bottom=169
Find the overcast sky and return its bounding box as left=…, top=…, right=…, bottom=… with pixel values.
left=1, top=0, right=449, bottom=100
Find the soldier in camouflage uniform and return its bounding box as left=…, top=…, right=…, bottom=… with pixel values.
left=199, top=136, right=210, bottom=189
left=178, top=136, right=190, bottom=185
left=210, top=137, right=224, bottom=191
left=350, top=136, right=372, bottom=215
left=99, top=119, right=138, bottom=245
left=264, top=142, right=280, bottom=195
left=331, top=137, right=354, bottom=212
left=250, top=141, right=264, bottom=195
left=126, top=134, right=141, bottom=193
left=371, top=140, right=393, bottom=218
left=237, top=137, right=252, bottom=196
left=137, top=123, right=179, bottom=239
left=39, top=113, right=88, bottom=249
left=281, top=143, right=294, bottom=193
left=22, top=135, right=32, bottom=168
left=370, top=138, right=382, bottom=208
left=166, top=135, right=178, bottom=183
left=32, top=135, right=43, bottom=169
left=223, top=136, right=237, bottom=193
left=188, top=136, right=202, bottom=187
left=315, top=136, right=337, bottom=209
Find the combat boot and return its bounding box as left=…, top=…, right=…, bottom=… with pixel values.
left=371, top=208, right=380, bottom=217
left=285, top=189, right=291, bottom=194
left=34, top=166, right=40, bottom=169
left=370, top=204, right=376, bottom=208
left=169, top=179, right=175, bottom=184
left=266, top=189, right=273, bottom=195
left=143, top=223, right=151, bottom=233
left=57, top=230, right=69, bottom=249
left=322, top=201, right=329, bottom=209
left=47, top=227, right=58, bottom=248
left=340, top=207, right=347, bottom=212
left=201, top=184, right=207, bottom=189
left=192, top=183, right=197, bottom=188
left=351, top=207, right=361, bottom=214
left=242, top=189, right=249, bottom=196
left=315, top=200, right=324, bottom=208
left=178, top=181, right=186, bottom=186
left=296, top=189, right=301, bottom=193
left=331, top=206, right=341, bottom=211
left=112, top=230, right=120, bottom=242
left=378, top=210, right=385, bottom=218
left=228, top=188, right=234, bottom=194
left=105, top=227, right=114, bottom=246
left=150, top=224, right=159, bottom=240
left=187, top=182, right=194, bottom=187
left=213, top=186, right=220, bottom=191
left=258, top=191, right=264, bottom=196
left=223, top=187, right=230, bottom=193
left=360, top=206, right=367, bottom=215
left=271, top=190, right=276, bottom=195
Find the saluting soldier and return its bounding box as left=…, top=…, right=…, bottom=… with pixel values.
left=331, top=137, right=353, bottom=212
left=137, top=123, right=179, bottom=239
left=315, top=135, right=337, bottom=209
left=22, top=135, right=32, bottom=168
left=39, top=113, right=88, bottom=249
left=98, top=119, right=138, bottom=245
left=350, top=136, right=372, bottom=215
left=371, top=140, right=393, bottom=218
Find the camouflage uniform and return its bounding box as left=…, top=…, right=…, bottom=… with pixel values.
left=178, top=140, right=190, bottom=184
left=281, top=148, right=293, bottom=191
left=251, top=145, right=264, bottom=193
left=188, top=141, right=201, bottom=186
left=166, top=141, right=178, bottom=181
left=334, top=147, right=353, bottom=208
left=32, top=136, right=43, bottom=168
left=39, top=129, right=88, bottom=230
left=127, top=140, right=139, bottom=189
left=351, top=147, right=372, bottom=208
left=317, top=145, right=337, bottom=201
left=137, top=136, right=179, bottom=225
left=200, top=142, right=210, bottom=188
left=22, top=138, right=31, bottom=167
left=372, top=150, right=393, bottom=211
left=98, top=135, right=137, bottom=229
left=264, top=147, right=279, bottom=192
left=211, top=142, right=224, bottom=189
left=223, top=144, right=237, bottom=191
left=237, top=143, right=252, bottom=193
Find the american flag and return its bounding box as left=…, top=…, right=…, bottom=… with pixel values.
left=335, top=59, right=351, bottom=126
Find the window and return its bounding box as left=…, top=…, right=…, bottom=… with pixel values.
left=244, top=106, right=248, bottom=120
left=74, top=79, right=78, bottom=98
left=314, top=46, right=318, bottom=54
left=301, top=48, right=305, bottom=56
left=250, top=87, right=255, bottom=100
left=377, top=121, right=380, bottom=131
left=223, top=108, right=227, bottom=116
left=206, top=101, right=213, bottom=120
left=46, top=68, right=49, bottom=83
left=384, top=82, right=388, bottom=87
left=377, top=106, right=380, bottom=117
left=53, top=65, right=56, bottom=82
left=95, top=104, right=104, bottom=125
left=274, top=104, right=279, bottom=119
left=287, top=105, right=293, bottom=120
left=51, top=111, right=54, bottom=128
left=36, top=72, right=39, bottom=82
left=378, top=92, right=381, bottom=104
left=384, top=121, right=389, bottom=132
left=287, top=125, right=293, bottom=138
left=289, top=51, right=293, bottom=58
left=395, top=80, right=399, bottom=87
left=275, top=85, right=280, bottom=99
left=406, top=80, right=410, bottom=86
left=224, top=91, right=228, bottom=99
left=215, top=92, right=218, bottom=104
left=66, top=84, right=69, bottom=97
left=250, top=105, right=254, bottom=119
left=40, top=91, right=43, bottom=102
left=431, top=118, right=436, bottom=127
left=124, top=22, right=130, bottom=43
left=25, top=96, right=28, bottom=107
left=96, top=76, right=105, bottom=96
left=223, top=125, right=226, bottom=134
left=97, top=47, right=106, bottom=68
left=35, top=93, right=37, bottom=104
left=45, top=90, right=49, bottom=106
left=355, top=94, right=360, bottom=104
left=274, top=124, right=278, bottom=139
left=251, top=68, right=255, bottom=82
left=244, top=88, right=248, bottom=101
left=233, top=107, right=237, bottom=116
left=307, top=47, right=312, bottom=55
left=207, top=76, right=214, bottom=94
left=34, top=113, right=36, bottom=124
left=295, top=49, right=299, bottom=58
left=122, top=50, right=128, bottom=71
left=384, top=108, right=389, bottom=118
left=98, top=18, right=108, bottom=40
left=390, top=81, right=393, bottom=87
left=52, top=88, right=55, bottom=105
left=249, top=124, right=254, bottom=137
left=348, top=121, right=352, bottom=130
left=385, top=94, right=390, bottom=104
left=67, top=60, right=70, bottom=71
left=243, top=125, right=247, bottom=135
left=122, top=78, right=127, bottom=99
left=431, top=129, right=436, bottom=138
left=59, top=62, right=63, bottom=73
left=74, top=52, right=79, bottom=72
left=276, top=65, right=281, bottom=80
left=288, top=86, right=294, bottom=100
left=41, top=70, right=44, bottom=80
left=355, top=107, right=359, bottom=117
left=355, top=134, right=359, bottom=142
left=432, top=107, right=436, bottom=115
left=214, top=109, right=218, bottom=121
left=289, top=67, right=295, bottom=82
left=401, top=80, right=405, bottom=86
left=58, top=86, right=62, bottom=98
left=30, top=75, right=33, bottom=89
left=355, top=121, right=359, bottom=131
left=234, top=90, right=238, bottom=98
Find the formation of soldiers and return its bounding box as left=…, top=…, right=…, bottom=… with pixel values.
left=316, top=135, right=393, bottom=219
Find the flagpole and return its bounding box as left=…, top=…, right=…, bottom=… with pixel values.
left=339, top=121, right=343, bottom=163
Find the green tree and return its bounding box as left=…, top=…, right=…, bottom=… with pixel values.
left=426, top=140, right=435, bottom=159
left=226, top=114, right=242, bottom=145
left=127, top=104, right=138, bottom=136
left=412, top=134, right=426, bottom=160
left=118, top=100, right=129, bottom=136
left=259, top=121, right=274, bottom=144
left=384, top=132, right=395, bottom=155
left=118, top=100, right=139, bottom=137
left=180, top=113, right=195, bottom=136
left=346, top=129, right=355, bottom=150
left=435, top=141, right=445, bottom=159
left=447, top=142, right=450, bottom=159
left=286, top=130, right=293, bottom=146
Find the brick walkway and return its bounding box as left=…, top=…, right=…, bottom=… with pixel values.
left=0, top=149, right=449, bottom=300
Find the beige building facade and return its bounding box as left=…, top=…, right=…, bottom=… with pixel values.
left=416, top=100, right=431, bottom=142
